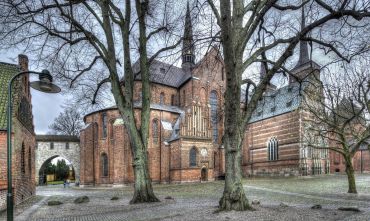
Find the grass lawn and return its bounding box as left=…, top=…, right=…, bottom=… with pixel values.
left=47, top=180, right=75, bottom=185
left=243, top=174, right=370, bottom=196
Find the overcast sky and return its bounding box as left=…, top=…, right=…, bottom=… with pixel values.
left=0, top=48, right=66, bottom=135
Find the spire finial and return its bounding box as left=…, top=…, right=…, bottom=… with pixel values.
left=296, top=3, right=310, bottom=67
left=182, top=1, right=195, bottom=69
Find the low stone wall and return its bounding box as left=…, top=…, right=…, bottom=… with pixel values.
left=243, top=165, right=300, bottom=177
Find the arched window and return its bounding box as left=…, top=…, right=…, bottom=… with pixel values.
left=21, top=142, right=25, bottom=174
left=171, top=94, right=175, bottom=106
left=183, top=90, right=186, bottom=106
left=152, top=119, right=159, bottom=144
left=102, top=113, right=107, bottom=138
left=210, top=91, right=218, bottom=143
left=160, top=92, right=165, bottom=105
left=28, top=146, right=32, bottom=176
left=267, top=137, right=279, bottom=161
left=101, top=153, right=108, bottom=177
left=109, top=120, right=115, bottom=139
left=189, top=147, right=197, bottom=167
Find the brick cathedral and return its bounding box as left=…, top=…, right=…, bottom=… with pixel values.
left=78, top=5, right=368, bottom=186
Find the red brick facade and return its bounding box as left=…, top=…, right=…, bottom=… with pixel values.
left=80, top=48, right=226, bottom=186
left=0, top=55, right=36, bottom=210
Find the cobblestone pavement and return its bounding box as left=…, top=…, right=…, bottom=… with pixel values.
left=3, top=175, right=370, bottom=221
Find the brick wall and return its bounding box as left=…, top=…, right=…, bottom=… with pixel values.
left=242, top=111, right=301, bottom=176
left=330, top=149, right=370, bottom=174
left=79, top=48, right=227, bottom=185
left=0, top=55, right=36, bottom=208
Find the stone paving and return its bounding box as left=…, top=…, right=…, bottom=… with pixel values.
left=2, top=174, right=370, bottom=220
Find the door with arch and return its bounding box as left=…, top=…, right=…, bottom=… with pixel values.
left=201, top=167, right=208, bottom=181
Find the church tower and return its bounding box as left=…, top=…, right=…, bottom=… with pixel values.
left=182, top=2, right=195, bottom=70
left=289, top=4, right=320, bottom=84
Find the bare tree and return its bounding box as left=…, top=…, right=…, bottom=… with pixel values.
left=303, top=61, right=370, bottom=194
left=204, top=0, right=370, bottom=210
left=49, top=107, right=83, bottom=136
left=0, top=0, right=184, bottom=203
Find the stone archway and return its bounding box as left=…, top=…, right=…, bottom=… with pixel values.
left=201, top=167, right=208, bottom=182
left=36, top=155, right=78, bottom=185
left=35, top=136, right=80, bottom=185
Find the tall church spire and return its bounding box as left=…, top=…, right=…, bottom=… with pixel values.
left=296, top=4, right=310, bottom=67
left=182, top=2, right=195, bottom=69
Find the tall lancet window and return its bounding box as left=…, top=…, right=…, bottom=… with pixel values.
left=189, top=147, right=197, bottom=167
left=210, top=90, right=218, bottom=143
left=101, top=153, right=108, bottom=177
left=160, top=92, right=165, bottom=105
left=102, top=112, right=107, bottom=138
left=152, top=119, right=159, bottom=144
left=267, top=137, right=279, bottom=161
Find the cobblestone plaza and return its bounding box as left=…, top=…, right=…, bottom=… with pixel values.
left=1, top=175, right=370, bottom=221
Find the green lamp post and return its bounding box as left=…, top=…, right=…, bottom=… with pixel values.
left=7, top=70, right=61, bottom=221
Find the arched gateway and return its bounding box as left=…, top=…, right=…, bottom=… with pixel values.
left=35, top=135, right=80, bottom=185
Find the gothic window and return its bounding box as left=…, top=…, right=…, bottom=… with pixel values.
left=50, top=142, right=54, bottom=150
left=171, top=95, right=175, bottom=106
left=110, top=120, right=114, bottom=139
left=267, top=137, right=279, bottom=161
left=65, top=142, right=69, bottom=149
left=210, top=90, right=218, bottom=143
left=152, top=119, right=159, bottom=144
left=189, top=147, right=197, bottom=167
left=101, top=153, right=109, bottom=177
left=102, top=113, right=107, bottom=138
left=160, top=92, right=165, bottom=105
left=183, top=90, right=186, bottom=106
left=21, top=142, right=25, bottom=174
left=28, top=146, right=32, bottom=176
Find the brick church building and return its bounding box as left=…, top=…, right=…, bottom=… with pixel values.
left=79, top=5, right=370, bottom=186
left=79, top=5, right=226, bottom=186
left=0, top=55, right=35, bottom=210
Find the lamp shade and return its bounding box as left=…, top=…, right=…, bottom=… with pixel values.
left=30, top=69, right=61, bottom=93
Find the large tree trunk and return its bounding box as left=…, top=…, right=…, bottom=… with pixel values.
left=130, top=144, right=159, bottom=203
left=218, top=42, right=251, bottom=210
left=219, top=135, right=251, bottom=210
left=344, top=156, right=357, bottom=194
left=124, top=110, right=160, bottom=204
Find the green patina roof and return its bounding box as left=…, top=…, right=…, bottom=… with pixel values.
left=0, top=62, right=20, bottom=130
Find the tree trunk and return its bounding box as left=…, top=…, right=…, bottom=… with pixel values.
left=219, top=135, right=251, bottom=210
left=218, top=40, right=251, bottom=210
left=130, top=145, right=159, bottom=203
left=344, top=156, right=357, bottom=194
left=123, top=111, right=159, bottom=204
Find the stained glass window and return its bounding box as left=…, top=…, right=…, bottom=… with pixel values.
left=268, top=137, right=279, bottom=161
left=210, top=91, right=218, bottom=143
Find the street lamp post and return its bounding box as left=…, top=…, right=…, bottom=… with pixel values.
left=7, top=70, right=60, bottom=221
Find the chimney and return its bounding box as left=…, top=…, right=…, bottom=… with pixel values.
left=18, top=54, right=29, bottom=72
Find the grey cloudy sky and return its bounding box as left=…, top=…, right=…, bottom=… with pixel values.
left=0, top=49, right=66, bottom=135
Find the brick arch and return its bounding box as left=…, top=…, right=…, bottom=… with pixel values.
left=35, top=142, right=80, bottom=185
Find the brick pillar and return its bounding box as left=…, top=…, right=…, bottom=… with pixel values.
left=18, top=54, right=29, bottom=72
